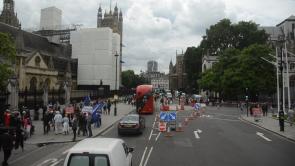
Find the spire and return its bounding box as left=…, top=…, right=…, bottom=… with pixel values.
left=109, top=0, right=112, bottom=14
left=98, top=3, right=102, bottom=12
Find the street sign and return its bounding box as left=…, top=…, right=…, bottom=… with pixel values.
left=160, top=111, right=177, bottom=122
left=158, top=122, right=167, bottom=132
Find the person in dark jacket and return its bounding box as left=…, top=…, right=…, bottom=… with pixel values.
left=0, top=128, right=14, bottom=166
left=71, top=115, right=78, bottom=141
left=14, top=112, right=24, bottom=151
left=43, top=111, right=50, bottom=134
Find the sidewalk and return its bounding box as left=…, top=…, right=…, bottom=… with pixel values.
left=241, top=114, right=295, bottom=141
left=25, top=103, right=134, bottom=145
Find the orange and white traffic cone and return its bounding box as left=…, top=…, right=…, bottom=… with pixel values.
left=165, top=126, right=173, bottom=137
left=176, top=122, right=184, bottom=132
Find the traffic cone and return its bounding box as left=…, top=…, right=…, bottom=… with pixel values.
left=164, top=126, right=173, bottom=137
left=176, top=122, right=184, bottom=132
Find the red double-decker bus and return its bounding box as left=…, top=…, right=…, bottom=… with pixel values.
left=136, top=85, right=154, bottom=114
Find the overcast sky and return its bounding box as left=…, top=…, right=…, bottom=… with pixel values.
left=3, top=0, right=295, bottom=73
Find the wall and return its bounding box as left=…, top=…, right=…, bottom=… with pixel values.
left=40, top=6, right=62, bottom=30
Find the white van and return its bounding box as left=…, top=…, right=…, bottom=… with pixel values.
left=64, top=138, right=134, bottom=166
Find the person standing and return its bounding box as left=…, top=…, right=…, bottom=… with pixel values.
left=71, top=115, right=78, bottom=141
left=62, top=114, right=70, bottom=135
left=86, top=113, right=92, bottom=137
left=54, top=111, right=63, bottom=135
left=14, top=112, right=24, bottom=151
left=43, top=111, right=50, bottom=134
left=107, top=100, right=111, bottom=115
left=0, top=129, right=14, bottom=166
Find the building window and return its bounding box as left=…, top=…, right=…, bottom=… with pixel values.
left=30, top=77, right=37, bottom=91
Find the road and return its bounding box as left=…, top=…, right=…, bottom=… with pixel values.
left=7, top=103, right=295, bottom=166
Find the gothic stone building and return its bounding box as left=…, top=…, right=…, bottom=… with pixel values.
left=97, top=4, right=123, bottom=85
left=0, top=22, right=78, bottom=92
left=169, top=52, right=187, bottom=91
left=0, top=0, right=20, bottom=28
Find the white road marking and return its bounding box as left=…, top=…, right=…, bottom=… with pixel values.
left=62, top=149, right=70, bottom=155
left=155, top=132, right=161, bottom=141
left=194, top=129, right=202, bottom=139
left=36, top=159, right=57, bottom=166
left=139, top=147, right=148, bottom=166
left=256, top=132, right=272, bottom=142
left=148, top=129, right=154, bottom=140
left=143, top=147, right=154, bottom=166
left=50, top=159, right=64, bottom=166
left=10, top=146, right=47, bottom=164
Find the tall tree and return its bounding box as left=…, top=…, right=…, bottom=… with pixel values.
left=0, top=32, right=16, bottom=90
left=183, top=47, right=203, bottom=90
left=122, top=70, right=146, bottom=89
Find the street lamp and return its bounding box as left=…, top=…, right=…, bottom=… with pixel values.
left=246, top=88, right=249, bottom=117
left=278, top=35, right=285, bottom=131
left=114, top=52, right=119, bottom=116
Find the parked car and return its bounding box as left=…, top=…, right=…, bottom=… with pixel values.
left=64, top=138, right=134, bottom=166
left=118, top=114, right=145, bottom=135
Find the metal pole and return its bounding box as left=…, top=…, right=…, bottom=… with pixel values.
left=282, top=49, right=286, bottom=113
left=276, top=47, right=280, bottom=116
left=279, top=46, right=285, bottom=131
left=114, top=53, right=118, bottom=116
left=284, top=42, right=291, bottom=111
left=246, top=88, right=248, bottom=117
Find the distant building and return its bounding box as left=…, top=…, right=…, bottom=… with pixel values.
left=151, top=75, right=169, bottom=90
left=40, top=7, right=62, bottom=30
left=169, top=51, right=187, bottom=91
left=202, top=54, right=218, bottom=72
left=70, top=28, right=120, bottom=90
left=0, top=0, right=21, bottom=28
left=147, top=60, right=158, bottom=73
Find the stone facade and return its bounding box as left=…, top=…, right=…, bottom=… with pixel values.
left=0, top=0, right=21, bottom=28
left=0, top=22, right=77, bottom=92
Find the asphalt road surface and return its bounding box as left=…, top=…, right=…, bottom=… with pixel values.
left=7, top=103, right=295, bottom=166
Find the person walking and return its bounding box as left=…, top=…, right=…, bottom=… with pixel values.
left=0, top=129, right=14, bottom=166
left=43, top=111, right=50, bottom=134
left=62, top=114, right=70, bottom=135
left=54, top=111, right=63, bottom=135
left=14, top=112, right=24, bottom=151
left=107, top=100, right=111, bottom=115
left=86, top=113, right=92, bottom=137
left=71, top=114, right=78, bottom=141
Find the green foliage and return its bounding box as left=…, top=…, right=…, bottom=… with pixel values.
left=184, top=47, right=203, bottom=90
left=122, top=70, right=146, bottom=89
left=0, top=32, right=16, bottom=90
left=200, top=19, right=268, bottom=55
left=199, top=44, right=276, bottom=100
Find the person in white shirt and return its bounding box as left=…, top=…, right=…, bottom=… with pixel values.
left=54, top=111, right=63, bottom=134
left=63, top=114, right=70, bottom=135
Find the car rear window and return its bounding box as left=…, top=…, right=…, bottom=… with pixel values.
left=69, top=156, right=89, bottom=166
left=94, top=156, right=108, bottom=166
left=122, top=115, right=138, bottom=121
left=68, top=154, right=110, bottom=166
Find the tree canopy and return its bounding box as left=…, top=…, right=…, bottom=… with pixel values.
left=0, top=32, right=16, bottom=90
left=183, top=18, right=274, bottom=101
left=122, top=70, right=146, bottom=89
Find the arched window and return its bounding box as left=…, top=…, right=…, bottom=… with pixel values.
left=45, top=78, right=51, bottom=89
left=30, top=77, right=37, bottom=91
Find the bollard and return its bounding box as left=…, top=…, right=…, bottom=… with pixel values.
left=165, top=126, right=173, bottom=137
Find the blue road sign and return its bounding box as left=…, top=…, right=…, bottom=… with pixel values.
left=160, top=111, right=177, bottom=122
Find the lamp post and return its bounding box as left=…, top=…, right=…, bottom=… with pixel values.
left=278, top=35, right=285, bottom=132
left=246, top=88, right=249, bottom=117
left=114, top=52, right=119, bottom=116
